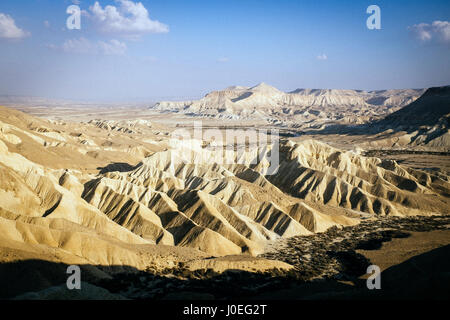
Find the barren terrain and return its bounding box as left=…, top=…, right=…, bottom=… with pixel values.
left=0, top=85, right=449, bottom=300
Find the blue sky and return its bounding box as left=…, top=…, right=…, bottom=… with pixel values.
left=0, top=0, right=449, bottom=101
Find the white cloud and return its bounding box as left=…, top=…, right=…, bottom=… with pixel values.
left=89, top=0, right=169, bottom=37
left=45, top=43, right=58, bottom=50
left=58, top=37, right=127, bottom=55
left=0, top=13, right=30, bottom=39
left=316, top=54, right=328, bottom=60
left=217, top=57, right=230, bottom=63
left=44, top=20, right=50, bottom=28
left=62, top=37, right=95, bottom=54
left=409, top=20, right=450, bottom=44
left=141, top=56, right=158, bottom=62
left=98, top=39, right=127, bottom=55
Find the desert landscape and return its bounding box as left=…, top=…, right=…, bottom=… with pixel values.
left=0, top=0, right=449, bottom=306
left=0, top=83, right=449, bottom=300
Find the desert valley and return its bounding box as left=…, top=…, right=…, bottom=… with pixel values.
left=0, top=83, right=449, bottom=300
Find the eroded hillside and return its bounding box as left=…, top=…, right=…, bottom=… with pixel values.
left=0, top=106, right=449, bottom=267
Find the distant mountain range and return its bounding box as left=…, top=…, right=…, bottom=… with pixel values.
left=151, top=83, right=425, bottom=124
left=363, top=86, right=450, bottom=149
left=379, top=86, right=450, bottom=129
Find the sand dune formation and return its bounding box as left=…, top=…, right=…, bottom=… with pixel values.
left=0, top=85, right=449, bottom=299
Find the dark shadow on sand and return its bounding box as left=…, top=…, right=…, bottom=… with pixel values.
left=97, top=162, right=136, bottom=174
left=1, top=244, right=448, bottom=300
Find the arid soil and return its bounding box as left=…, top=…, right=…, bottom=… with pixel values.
left=0, top=85, right=449, bottom=300
left=78, top=216, right=450, bottom=300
